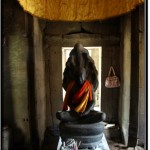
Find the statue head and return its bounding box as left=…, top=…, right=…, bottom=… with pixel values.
left=63, top=43, right=98, bottom=91
left=76, top=67, right=87, bottom=85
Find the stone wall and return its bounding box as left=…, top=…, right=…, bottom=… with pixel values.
left=119, top=5, right=145, bottom=147
left=43, top=19, right=121, bottom=125
left=2, top=0, right=31, bottom=148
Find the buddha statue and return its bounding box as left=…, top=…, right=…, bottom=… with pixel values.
left=56, top=43, right=106, bottom=123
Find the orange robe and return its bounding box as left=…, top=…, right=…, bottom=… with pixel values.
left=62, top=80, right=93, bottom=113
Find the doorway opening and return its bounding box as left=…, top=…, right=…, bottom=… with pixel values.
left=62, top=46, right=102, bottom=111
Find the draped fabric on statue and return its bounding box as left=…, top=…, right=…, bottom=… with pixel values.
left=18, top=0, right=144, bottom=21
left=62, top=80, right=93, bottom=113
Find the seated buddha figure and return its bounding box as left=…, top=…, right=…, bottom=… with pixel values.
left=56, top=67, right=106, bottom=123
left=56, top=43, right=106, bottom=123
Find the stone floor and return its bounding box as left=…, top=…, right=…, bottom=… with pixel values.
left=107, top=140, right=144, bottom=150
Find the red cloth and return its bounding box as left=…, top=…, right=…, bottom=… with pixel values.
left=62, top=80, right=93, bottom=111
left=73, top=80, right=93, bottom=103
left=62, top=81, right=75, bottom=111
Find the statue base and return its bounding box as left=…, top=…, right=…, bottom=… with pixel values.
left=58, top=120, right=106, bottom=149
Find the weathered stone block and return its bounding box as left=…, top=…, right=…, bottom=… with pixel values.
left=45, top=22, right=81, bottom=35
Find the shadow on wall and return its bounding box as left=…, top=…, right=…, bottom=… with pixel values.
left=2, top=1, right=40, bottom=149
left=2, top=36, right=27, bottom=149
left=27, top=22, right=40, bottom=149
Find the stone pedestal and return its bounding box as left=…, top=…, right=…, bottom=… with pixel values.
left=57, top=133, right=110, bottom=150
left=58, top=121, right=109, bottom=149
